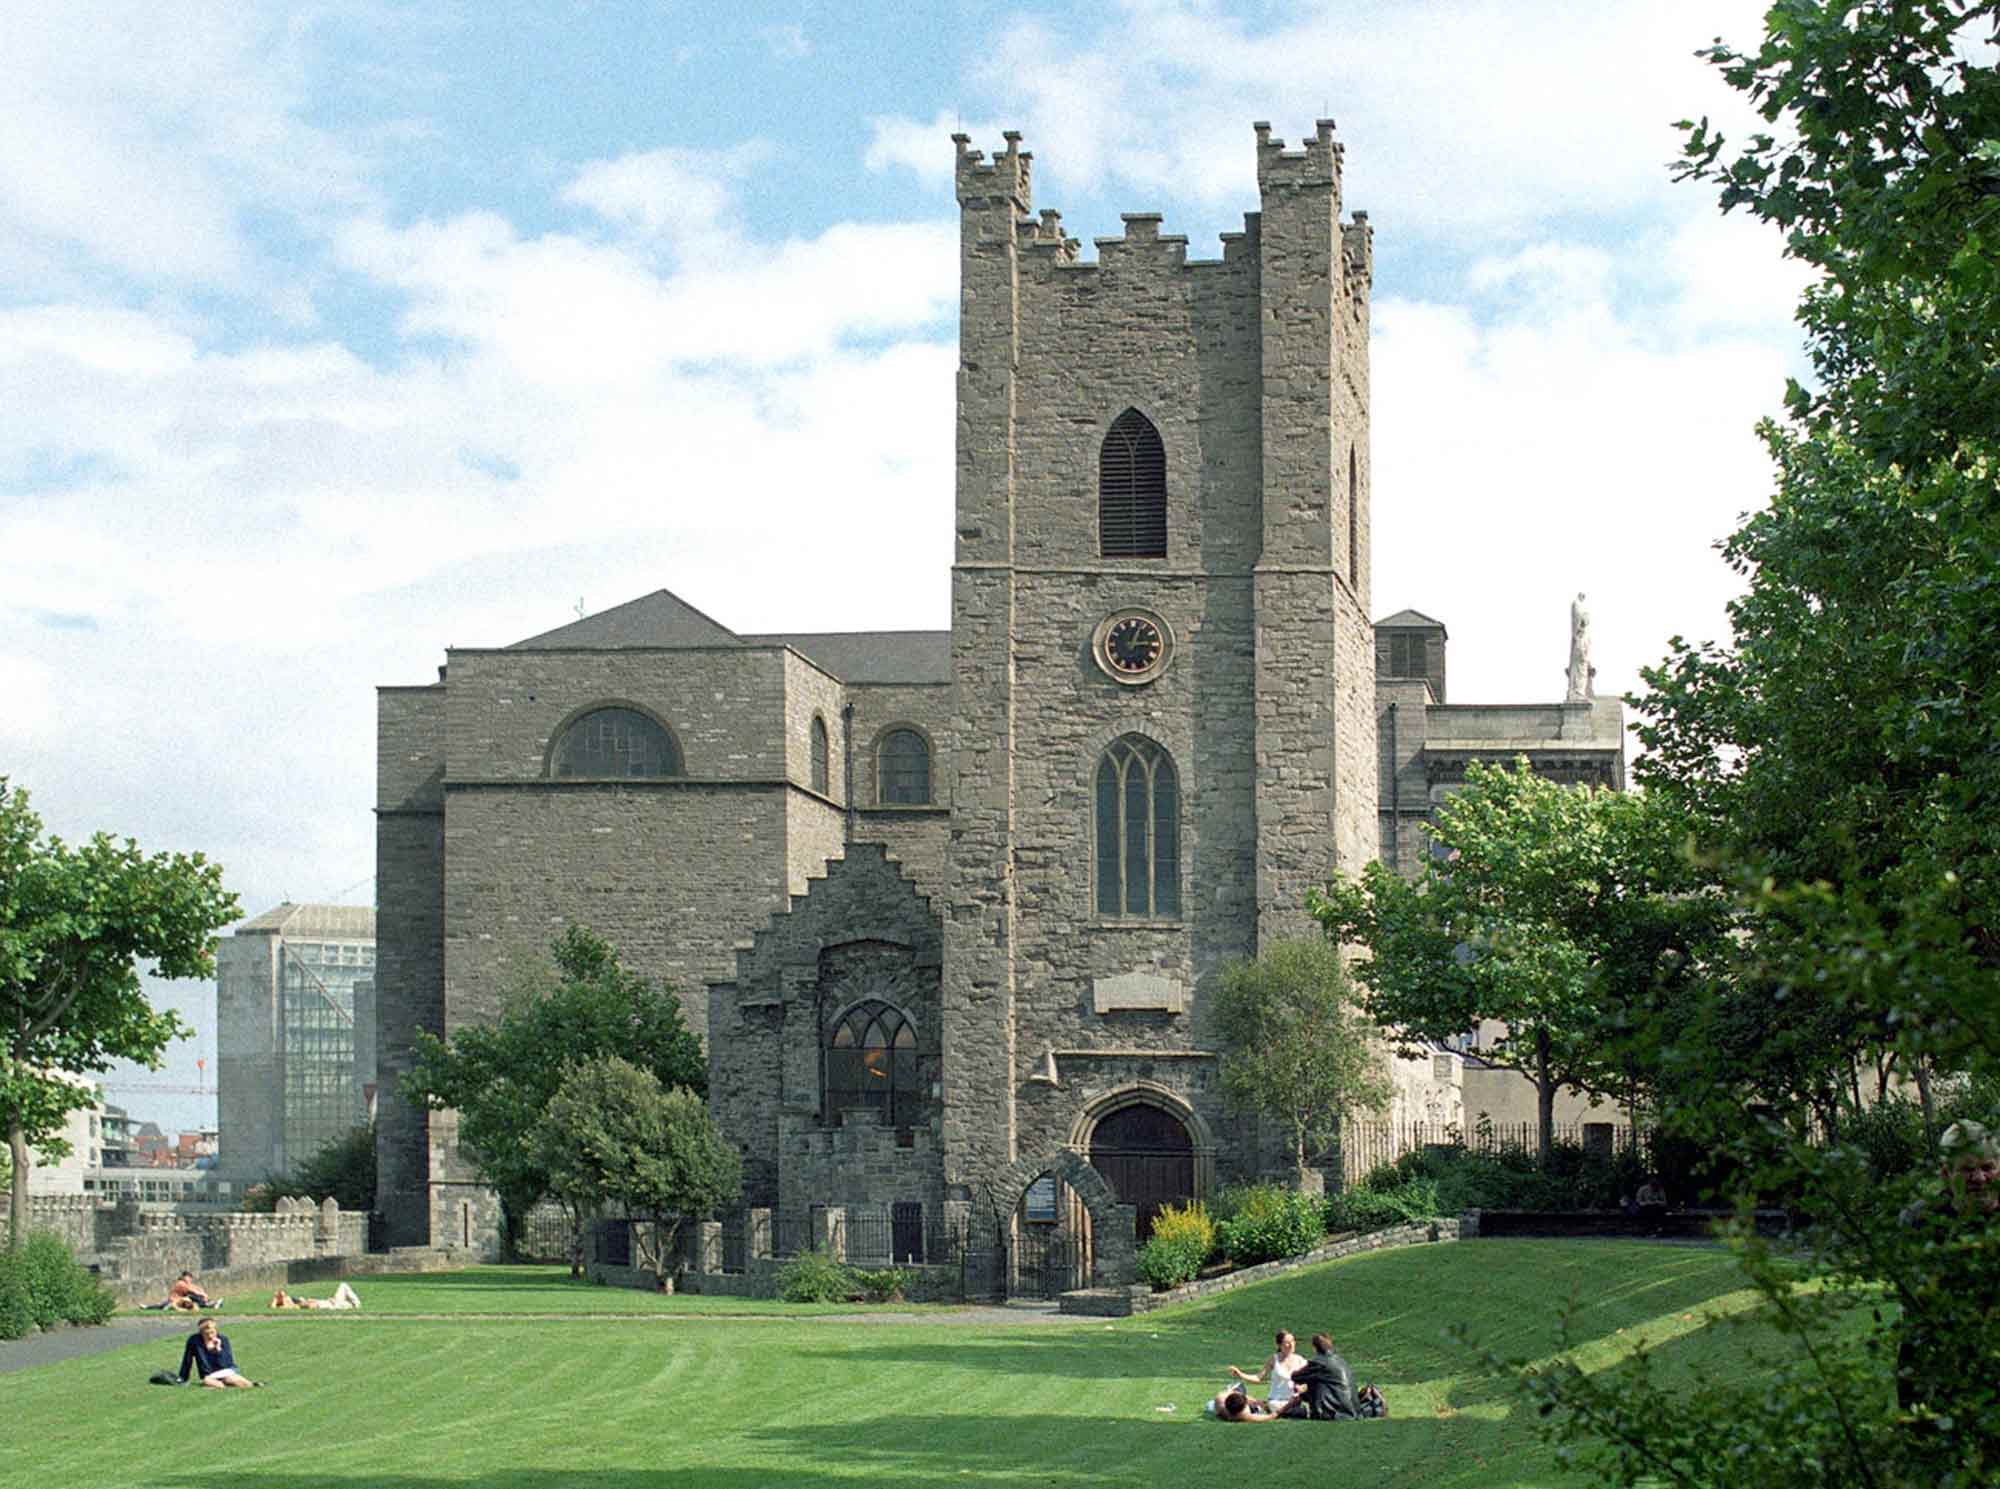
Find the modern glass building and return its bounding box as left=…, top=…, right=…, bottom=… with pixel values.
left=216, top=903, right=376, bottom=1180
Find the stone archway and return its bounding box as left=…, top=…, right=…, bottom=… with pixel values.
left=984, top=1148, right=1140, bottom=1293
left=1088, top=1103, right=1195, bottom=1243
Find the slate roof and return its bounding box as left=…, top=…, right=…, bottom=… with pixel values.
left=1374, top=607, right=1448, bottom=633
left=510, top=590, right=744, bottom=651
left=504, top=587, right=950, bottom=685
left=234, top=903, right=376, bottom=939
left=741, top=631, right=951, bottom=685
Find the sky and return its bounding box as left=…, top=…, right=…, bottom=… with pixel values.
left=3, top=0, right=1812, bottom=1136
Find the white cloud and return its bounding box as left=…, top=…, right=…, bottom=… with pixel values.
left=871, top=1, right=1776, bottom=241
left=759, top=23, right=811, bottom=60
left=562, top=143, right=772, bottom=261
left=0, top=3, right=369, bottom=292
left=864, top=111, right=1009, bottom=189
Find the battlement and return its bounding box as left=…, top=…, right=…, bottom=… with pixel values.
left=1255, top=118, right=1343, bottom=194
left=1343, top=211, right=1375, bottom=290
left=953, top=130, right=1032, bottom=212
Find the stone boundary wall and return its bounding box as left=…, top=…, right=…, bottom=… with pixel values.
left=1062, top=1215, right=1472, bottom=1317
left=106, top=1245, right=476, bottom=1309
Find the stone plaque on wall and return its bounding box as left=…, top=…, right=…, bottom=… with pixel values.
left=1092, top=971, right=1188, bottom=1015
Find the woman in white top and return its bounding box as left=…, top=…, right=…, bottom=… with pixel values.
left=1215, top=1330, right=1306, bottom=1416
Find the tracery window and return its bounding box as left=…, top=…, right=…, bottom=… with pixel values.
left=1099, top=409, right=1167, bottom=558
left=825, top=999, right=920, bottom=1127
left=810, top=715, right=830, bottom=794
left=551, top=707, right=682, bottom=778
left=1094, top=734, right=1180, bottom=918
left=878, top=728, right=931, bottom=805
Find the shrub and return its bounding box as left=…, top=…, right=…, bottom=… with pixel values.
left=775, top=1247, right=855, bottom=1303
left=852, top=1266, right=913, bottom=1303
left=0, top=1233, right=115, bottom=1336
left=1327, top=1175, right=1442, bottom=1232
left=1136, top=1200, right=1215, bottom=1290
left=1213, top=1184, right=1324, bottom=1266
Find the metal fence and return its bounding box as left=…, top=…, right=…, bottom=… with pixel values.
left=1337, top=1119, right=1641, bottom=1185
left=516, top=1202, right=575, bottom=1263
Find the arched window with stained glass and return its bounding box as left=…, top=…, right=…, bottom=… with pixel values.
left=825, top=1000, right=920, bottom=1128
left=550, top=707, right=683, bottom=778
left=1094, top=734, right=1181, bottom=918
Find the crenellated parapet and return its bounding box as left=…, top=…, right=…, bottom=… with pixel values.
left=953, top=129, right=1032, bottom=212
left=1343, top=211, right=1375, bottom=297
left=1254, top=117, right=1343, bottom=197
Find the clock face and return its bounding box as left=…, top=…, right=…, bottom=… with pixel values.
left=1105, top=615, right=1164, bottom=674
left=1094, top=611, right=1171, bottom=683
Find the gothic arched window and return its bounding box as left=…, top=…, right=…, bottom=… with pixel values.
left=1095, top=734, right=1180, bottom=918
left=810, top=715, right=830, bottom=794
left=878, top=728, right=931, bottom=805
left=1099, top=409, right=1167, bottom=558
left=550, top=707, right=682, bottom=778
left=826, top=1000, right=919, bottom=1127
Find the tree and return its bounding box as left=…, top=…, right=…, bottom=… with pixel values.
left=250, top=1121, right=377, bottom=1214
left=1310, top=761, right=1726, bottom=1161
left=1507, top=6, right=2000, bottom=1486
left=0, top=779, right=238, bottom=1245
left=1210, top=939, right=1392, bottom=1182
left=402, top=925, right=706, bottom=1253
left=531, top=1055, right=740, bottom=1283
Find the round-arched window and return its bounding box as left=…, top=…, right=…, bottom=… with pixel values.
left=550, top=708, right=682, bottom=778
left=878, top=728, right=931, bottom=805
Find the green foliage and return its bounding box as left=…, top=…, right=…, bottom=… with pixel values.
left=852, top=1266, right=914, bottom=1303
left=775, top=1247, right=855, bottom=1303
left=403, top=925, right=707, bottom=1249
left=0, top=1231, right=114, bottom=1337
left=1211, top=1183, right=1325, bottom=1266
left=1312, top=765, right=1728, bottom=1159
left=531, top=1055, right=740, bottom=1279
left=248, top=1122, right=377, bottom=1213
left=1326, top=1178, right=1441, bottom=1232
left=1210, top=939, right=1391, bottom=1177
left=1514, top=7, right=2000, bottom=1486
left=0, top=778, right=239, bottom=1244
left=1135, top=1200, right=1215, bottom=1289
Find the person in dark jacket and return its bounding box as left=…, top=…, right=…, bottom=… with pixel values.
left=179, top=1318, right=257, bottom=1389
left=1290, top=1333, right=1360, bottom=1421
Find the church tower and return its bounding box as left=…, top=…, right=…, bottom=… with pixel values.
left=940, top=122, right=1378, bottom=1214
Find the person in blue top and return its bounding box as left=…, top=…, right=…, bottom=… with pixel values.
left=179, top=1317, right=259, bottom=1389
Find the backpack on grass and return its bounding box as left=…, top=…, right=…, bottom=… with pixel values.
left=149, top=1370, right=182, bottom=1386
left=1357, top=1383, right=1387, bottom=1418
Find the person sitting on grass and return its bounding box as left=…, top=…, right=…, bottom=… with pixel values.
left=1291, top=1333, right=1361, bottom=1421
left=145, top=1271, right=222, bottom=1312
left=1214, top=1329, right=1305, bottom=1418
left=179, top=1318, right=259, bottom=1389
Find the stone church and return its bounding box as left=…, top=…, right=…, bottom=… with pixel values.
left=374, top=122, right=1623, bottom=1263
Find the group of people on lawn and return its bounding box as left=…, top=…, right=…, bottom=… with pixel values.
left=163, top=1274, right=363, bottom=1388
left=1212, top=1329, right=1370, bottom=1423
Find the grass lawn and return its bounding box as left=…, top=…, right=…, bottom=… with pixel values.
left=187, top=1266, right=949, bottom=1318
left=15, top=1241, right=1768, bottom=1489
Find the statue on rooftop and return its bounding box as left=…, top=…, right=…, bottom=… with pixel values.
left=1566, top=593, right=1593, bottom=704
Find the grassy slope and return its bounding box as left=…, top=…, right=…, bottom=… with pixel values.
left=230, top=1266, right=944, bottom=1317
left=12, top=1242, right=1766, bottom=1489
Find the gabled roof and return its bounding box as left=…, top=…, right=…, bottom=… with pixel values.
left=1374, top=607, right=1448, bottom=633
left=742, top=631, right=951, bottom=685
left=234, top=903, right=376, bottom=939
left=510, top=589, right=744, bottom=650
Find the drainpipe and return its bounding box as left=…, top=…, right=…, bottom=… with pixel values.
left=842, top=703, right=856, bottom=844
left=1387, top=701, right=1400, bottom=871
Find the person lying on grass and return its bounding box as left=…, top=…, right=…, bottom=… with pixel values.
left=144, top=1271, right=222, bottom=1312
left=179, top=1318, right=261, bottom=1389
left=1215, top=1329, right=1305, bottom=1417
left=1214, top=1388, right=1302, bottom=1422
left=269, top=1283, right=361, bottom=1310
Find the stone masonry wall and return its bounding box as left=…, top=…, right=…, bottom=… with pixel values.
left=376, top=683, right=446, bottom=1247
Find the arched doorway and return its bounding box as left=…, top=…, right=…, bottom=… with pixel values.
left=1089, top=1103, right=1195, bottom=1241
